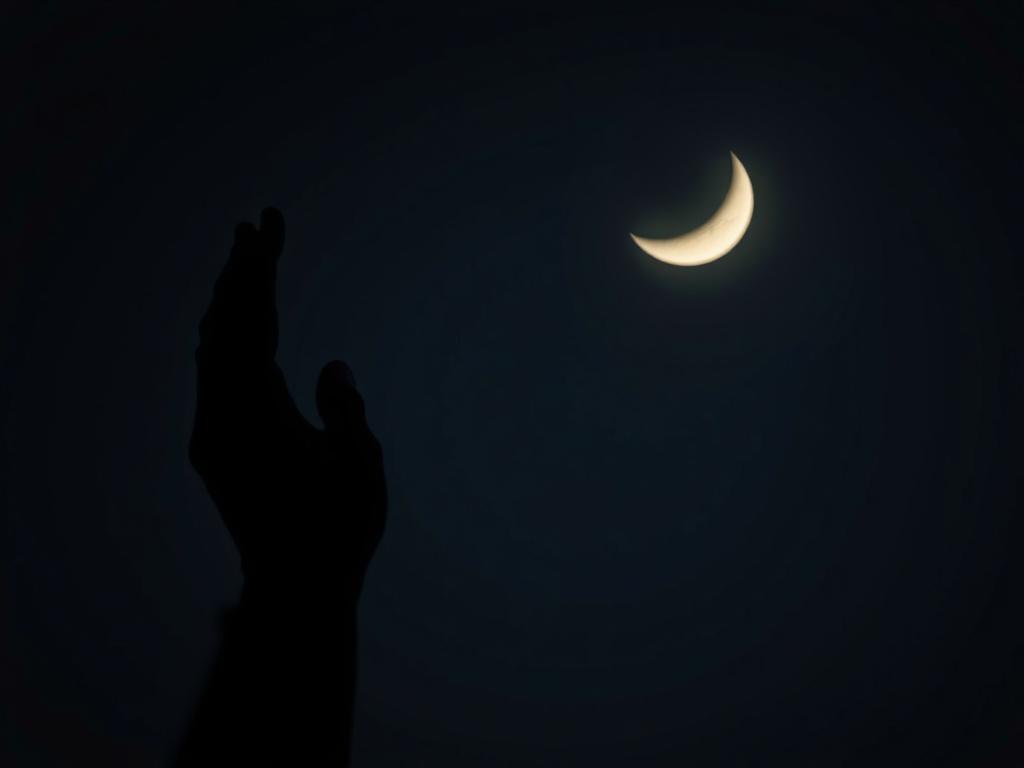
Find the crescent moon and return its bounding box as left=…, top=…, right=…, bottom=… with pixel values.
left=630, top=152, right=754, bottom=266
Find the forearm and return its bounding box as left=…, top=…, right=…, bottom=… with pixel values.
left=177, top=584, right=359, bottom=766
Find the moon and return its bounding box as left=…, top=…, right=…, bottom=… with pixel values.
left=630, top=152, right=754, bottom=267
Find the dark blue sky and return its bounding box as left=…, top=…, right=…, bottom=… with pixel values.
left=3, top=3, right=1023, bottom=765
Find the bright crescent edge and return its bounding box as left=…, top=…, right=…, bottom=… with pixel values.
left=630, top=152, right=754, bottom=267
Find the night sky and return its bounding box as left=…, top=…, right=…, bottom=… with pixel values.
left=3, top=3, right=1024, bottom=766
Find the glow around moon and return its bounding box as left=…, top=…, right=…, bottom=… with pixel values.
left=630, top=152, right=754, bottom=267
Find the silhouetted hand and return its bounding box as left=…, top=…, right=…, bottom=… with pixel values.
left=189, top=208, right=386, bottom=600
left=179, top=208, right=385, bottom=766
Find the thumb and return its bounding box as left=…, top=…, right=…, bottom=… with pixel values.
left=316, top=360, right=366, bottom=432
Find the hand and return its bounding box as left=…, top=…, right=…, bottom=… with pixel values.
left=189, top=208, right=386, bottom=604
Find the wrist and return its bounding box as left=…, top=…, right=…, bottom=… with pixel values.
left=235, top=576, right=358, bottom=633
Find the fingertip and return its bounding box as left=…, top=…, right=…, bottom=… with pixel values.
left=316, top=360, right=367, bottom=432
left=234, top=221, right=257, bottom=241
left=321, top=359, right=356, bottom=389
